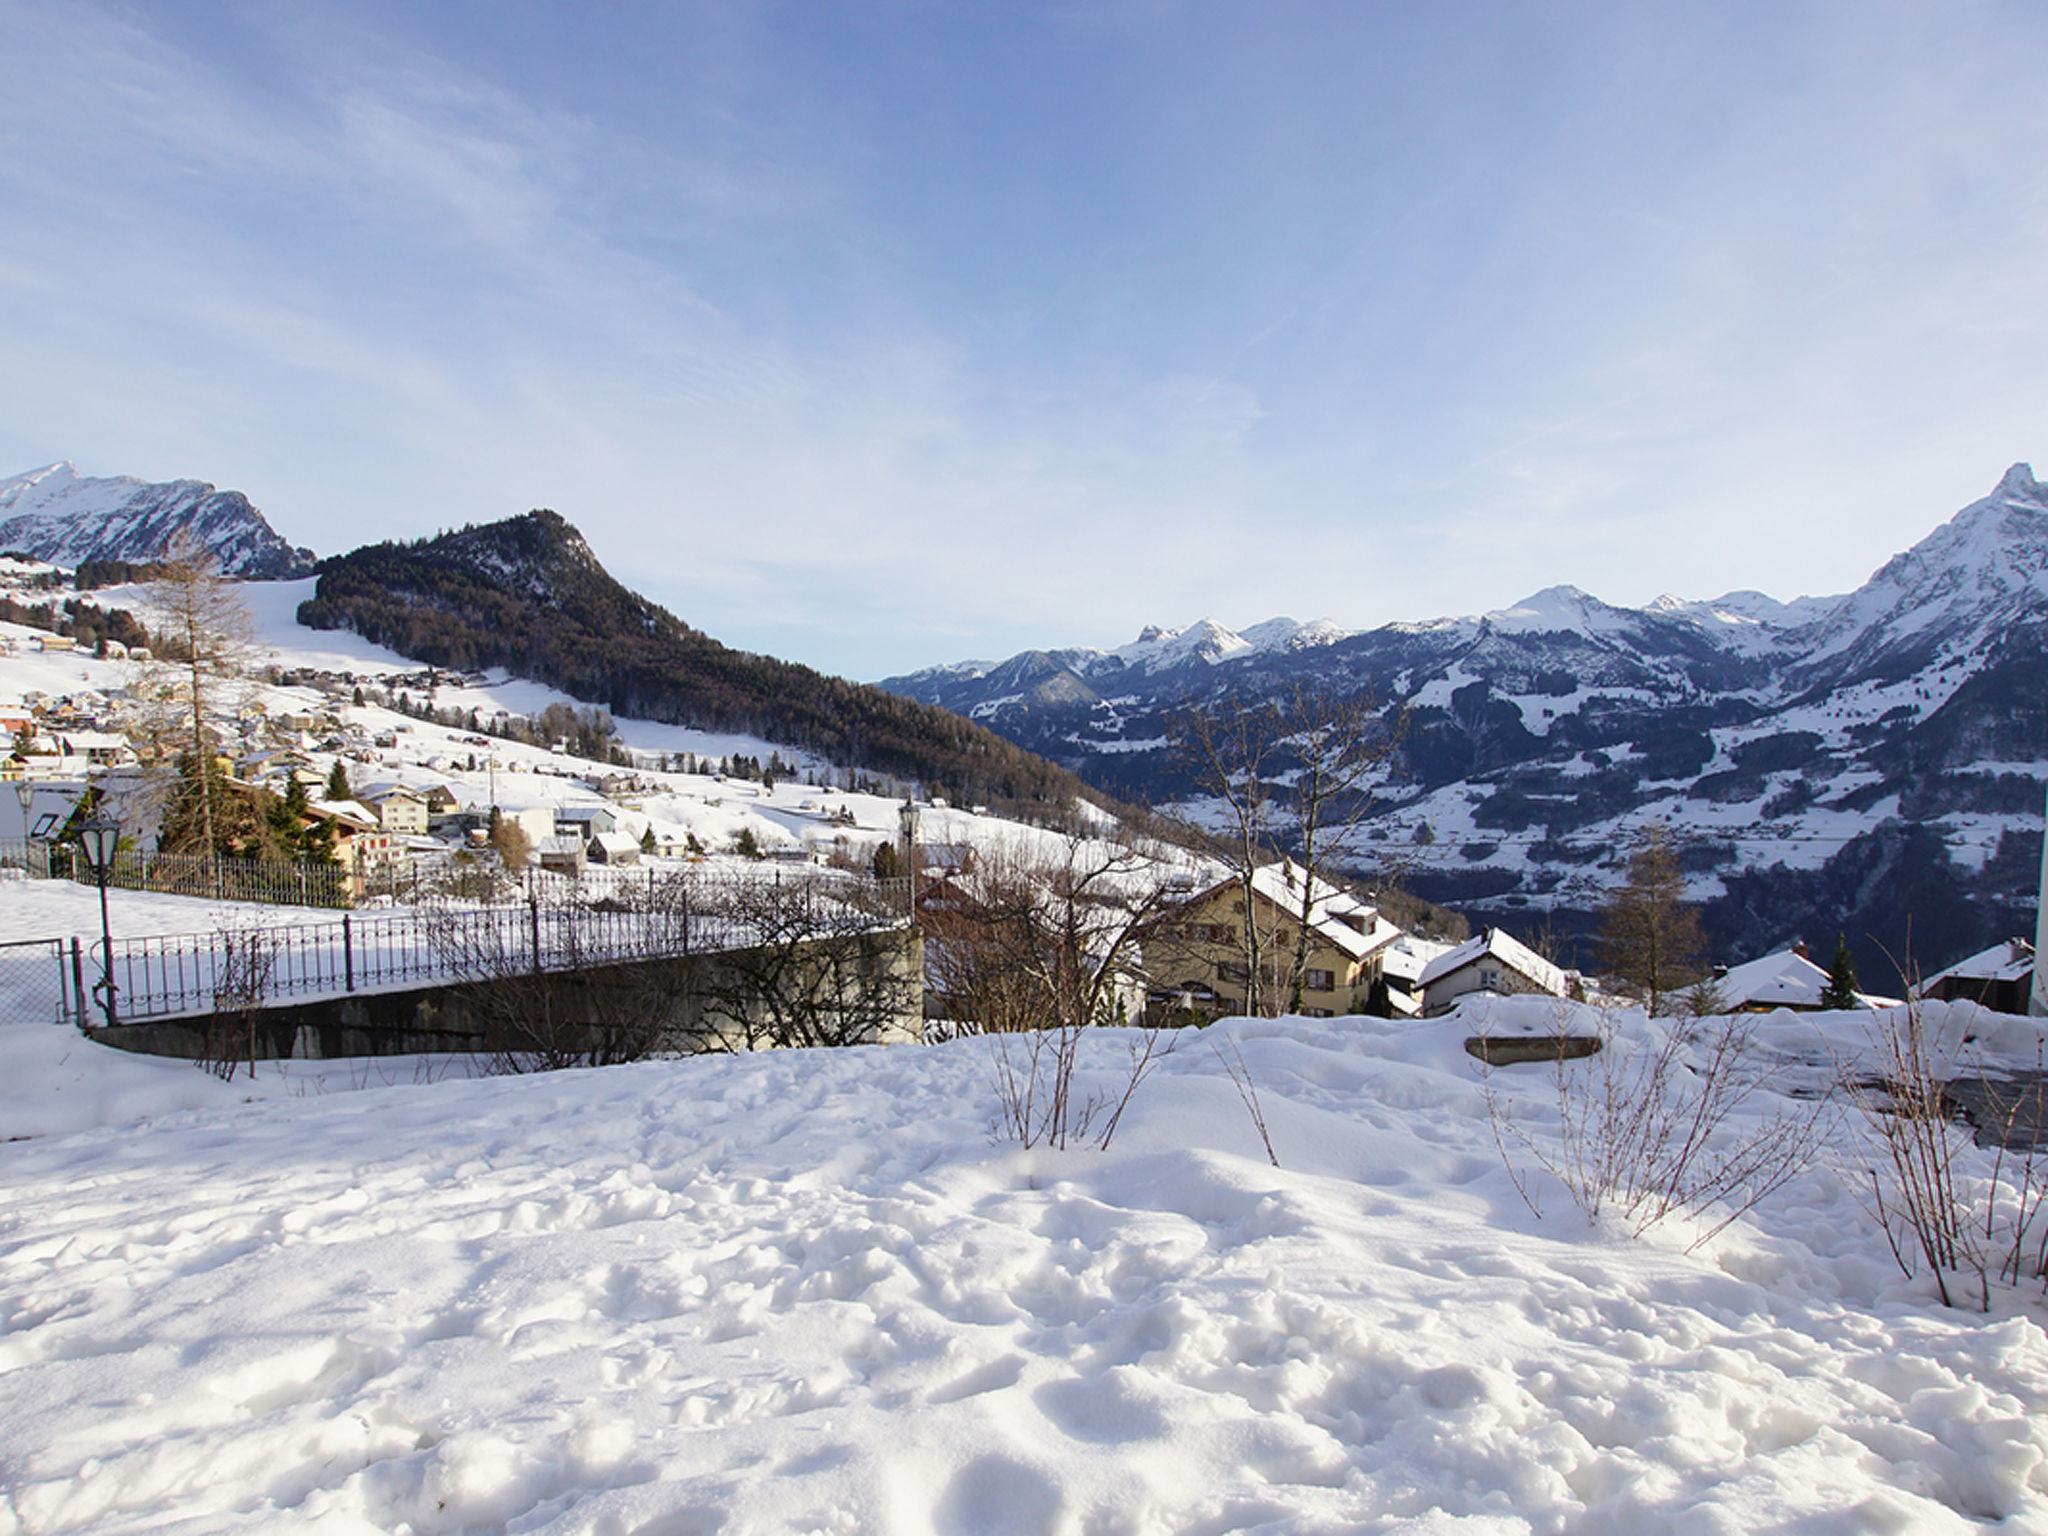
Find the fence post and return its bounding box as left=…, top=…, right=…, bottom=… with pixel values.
left=69, top=937, right=84, bottom=1029
left=343, top=913, right=355, bottom=992
left=530, top=895, right=542, bottom=976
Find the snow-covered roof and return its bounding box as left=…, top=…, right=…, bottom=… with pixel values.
left=1923, top=937, right=2035, bottom=990
left=1193, top=861, right=1403, bottom=962
left=358, top=781, right=427, bottom=803
left=589, top=831, right=640, bottom=856
left=1418, top=928, right=1568, bottom=997
left=1381, top=933, right=1455, bottom=986
left=307, top=797, right=379, bottom=832
left=1713, top=948, right=1886, bottom=1011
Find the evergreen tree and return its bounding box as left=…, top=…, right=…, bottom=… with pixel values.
left=325, top=760, right=351, bottom=802
left=1596, top=824, right=1707, bottom=1015
left=639, top=825, right=656, bottom=855
left=733, top=826, right=761, bottom=860
left=1820, top=931, right=1862, bottom=1010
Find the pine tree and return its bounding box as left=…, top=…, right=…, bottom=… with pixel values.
left=1820, top=931, right=1861, bottom=1010
left=326, top=760, right=351, bottom=802
left=871, top=840, right=901, bottom=880
left=1597, top=824, right=1707, bottom=1015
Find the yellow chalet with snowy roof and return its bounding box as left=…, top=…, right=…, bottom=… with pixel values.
left=1161, top=860, right=1405, bottom=1017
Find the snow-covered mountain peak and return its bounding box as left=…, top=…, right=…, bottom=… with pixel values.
left=0, top=460, right=315, bottom=578
left=1994, top=460, right=2044, bottom=504
left=1485, top=584, right=1632, bottom=635
left=1115, top=618, right=1251, bottom=670
left=1791, top=463, right=2048, bottom=681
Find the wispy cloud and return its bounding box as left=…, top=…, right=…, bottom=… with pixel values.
left=1, top=1, right=2045, bottom=678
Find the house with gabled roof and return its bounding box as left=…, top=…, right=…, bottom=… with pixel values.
left=1162, top=860, right=1406, bottom=1017
left=357, top=783, right=431, bottom=836
left=1918, top=938, right=2034, bottom=1016
left=1418, top=928, right=1569, bottom=1016
left=1714, top=943, right=1892, bottom=1013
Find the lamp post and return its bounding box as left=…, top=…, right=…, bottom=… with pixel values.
left=12, top=775, right=32, bottom=878
left=75, top=812, right=119, bottom=1026
left=897, top=795, right=920, bottom=921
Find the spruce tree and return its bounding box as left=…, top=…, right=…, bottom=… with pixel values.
left=1820, top=931, right=1861, bottom=1010
left=325, top=760, right=351, bottom=802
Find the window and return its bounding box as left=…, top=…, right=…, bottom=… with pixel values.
left=1304, top=968, right=1336, bottom=992
left=1204, top=923, right=1235, bottom=944
left=1301, top=1006, right=1334, bottom=1018
left=1218, top=961, right=1250, bottom=984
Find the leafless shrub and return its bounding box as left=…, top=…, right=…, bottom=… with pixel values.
left=988, top=1022, right=1174, bottom=1153
left=1842, top=998, right=2048, bottom=1311
left=1485, top=1006, right=1828, bottom=1246
left=1213, top=1033, right=1279, bottom=1167
left=202, top=921, right=279, bottom=1081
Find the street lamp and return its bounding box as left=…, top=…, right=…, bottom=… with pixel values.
left=75, top=812, right=120, bottom=1025
left=897, top=795, right=920, bottom=920
left=12, top=775, right=32, bottom=878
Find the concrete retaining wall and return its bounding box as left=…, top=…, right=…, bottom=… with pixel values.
left=93, top=928, right=923, bottom=1061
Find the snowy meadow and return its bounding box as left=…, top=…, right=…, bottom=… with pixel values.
left=4, top=994, right=2048, bottom=1534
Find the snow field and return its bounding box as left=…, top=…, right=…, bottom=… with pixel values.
left=4, top=1005, right=2048, bottom=1532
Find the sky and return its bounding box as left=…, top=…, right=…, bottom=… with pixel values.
left=3, top=1, right=2047, bottom=680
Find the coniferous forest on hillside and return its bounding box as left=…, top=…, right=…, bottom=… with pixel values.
left=296, top=511, right=1101, bottom=822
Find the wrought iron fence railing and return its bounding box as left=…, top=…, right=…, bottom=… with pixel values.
left=57, top=868, right=910, bottom=1028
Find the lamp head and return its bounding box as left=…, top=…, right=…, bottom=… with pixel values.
left=76, top=814, right=120, bottom=874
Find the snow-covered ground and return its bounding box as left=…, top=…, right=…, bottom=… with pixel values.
left=4, top=995, right=2048, bottom=1533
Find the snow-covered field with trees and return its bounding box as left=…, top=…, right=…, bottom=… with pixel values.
left=5, top=977, right=2048, bottom=1533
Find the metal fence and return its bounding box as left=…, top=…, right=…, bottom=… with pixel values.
left=0, top=937, right=77, bottom=1028
left=60, top=868, right=910, bottom=1028
left=0, top=838, right=351, bottom=909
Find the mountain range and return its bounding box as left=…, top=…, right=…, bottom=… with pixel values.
left=0, top=463, right=314, bottom=579
left=9, top=451, right=2040, bottom=979
left=882, top=465, right=2048, bottom=976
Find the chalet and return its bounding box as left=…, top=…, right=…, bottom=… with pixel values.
left=1164, top=861, right=1405, bottom=1018
left=52, top=731, right=132, bottom=768
left=308, top=798, right=394, bottom=881
left=1418, top=929, right=1569, bottom=1016
left=587, top=830, right=642, bottom=866
left=1919, top=939, right=2035, bottom=1016
left=1714, top=945, right=1890, bottom=1013
left=1379, top=933, right=1456, bottom=1018
left=357, top=784, right=431, bottom=837
left=554, top=805, right=619, bottom=838
left=536, top=835, right=587, bottom=877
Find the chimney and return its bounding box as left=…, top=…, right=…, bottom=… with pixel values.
left=1792, top=939, right=1809, bottom=960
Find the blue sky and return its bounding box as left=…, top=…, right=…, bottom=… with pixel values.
left=3, top=1, right=2046, bottom=679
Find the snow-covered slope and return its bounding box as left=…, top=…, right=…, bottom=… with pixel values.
left=2, top=997, right=2046, bottom=1532
left=0, top=462, right=314, bottom=578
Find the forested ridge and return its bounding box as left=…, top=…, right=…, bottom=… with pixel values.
left=297, top=511, right=1101, bottom=820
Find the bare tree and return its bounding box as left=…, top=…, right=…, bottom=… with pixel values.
left=920, top=831, right=1183, bottom=1036
left=1597, top=824, right=1708, bottom=1015
left=1172, top=683, right=1398, bottom=1016
left=689, top=871, right=920, bottom=1051
left=127, top=532, right=257, bottom=872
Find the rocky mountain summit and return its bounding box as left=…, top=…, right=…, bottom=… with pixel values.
left=884, top=466, right=2048, bottom=975
left=0, top=462, right=315, bottom=579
